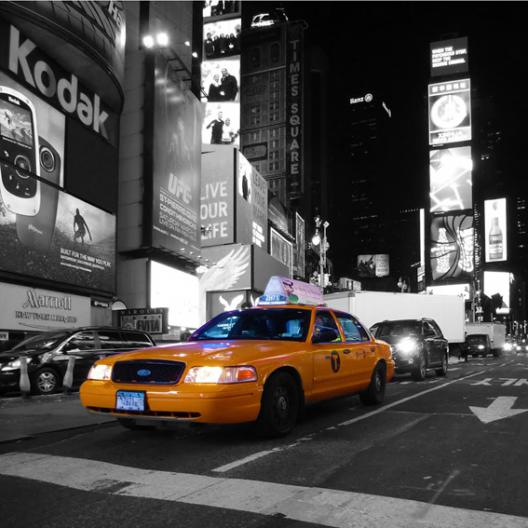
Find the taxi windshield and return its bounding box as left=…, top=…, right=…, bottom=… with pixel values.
left=192, top=308, right=311, bottom=341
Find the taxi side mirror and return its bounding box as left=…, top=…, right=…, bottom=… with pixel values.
left=312, top=328, right=340, bottom=344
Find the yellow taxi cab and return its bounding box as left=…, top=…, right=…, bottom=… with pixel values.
left=80, top=277, right=395, bottom=436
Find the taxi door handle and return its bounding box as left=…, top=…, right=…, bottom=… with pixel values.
left=343, top=349, right=351, bottom=355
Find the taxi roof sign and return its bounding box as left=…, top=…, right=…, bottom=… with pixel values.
left=258, top=277, right=323, bottom=306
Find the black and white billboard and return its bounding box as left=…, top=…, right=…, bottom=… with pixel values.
left=429, top=147, right=473, bottom=213
left=357, top=254, right=390, bottom=278
left=204, top=19, right=241, bottom=60
left=430, top=37, right=468, bottom=77
left=152, top=55, right=202, bottom=258
left=270, top=227, right=293, bottom=277
left=428, top=79, right=471, bottom=146
left=0, top=177, right=116, bottom=292
left=430, top=213, right=473, bottom=282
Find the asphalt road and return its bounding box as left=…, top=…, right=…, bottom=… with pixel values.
left=1, top=352, right=528, bottom=528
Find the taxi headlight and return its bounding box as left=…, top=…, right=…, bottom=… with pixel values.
left=184, top=366, right=257, bottom=384
left=87, top=364, right=112, bottom=381
left=397, top=338, right=419, bottom=355
left=1, top=357, right=33, bottom=371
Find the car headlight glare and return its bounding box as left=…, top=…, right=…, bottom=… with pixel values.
left=87, top=364, right=112, bottom=380
left=397, top=338, right=419, bottom=355
left=503, top=343, right=512, bottom=351
left=184, top=366, right=257, bottom=384
left=1, top=357, right=32, bottom=371
left=478, top=344, right=485, bottom=350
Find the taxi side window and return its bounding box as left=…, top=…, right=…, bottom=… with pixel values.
left=313, top=311, right=342, bottom=343
left=336, top=314, right=370, bottom=342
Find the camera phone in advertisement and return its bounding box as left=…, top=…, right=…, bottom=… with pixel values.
left=0, top=86, right=40, bottom=217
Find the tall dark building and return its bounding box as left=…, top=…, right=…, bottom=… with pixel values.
left=331, top=93, right=394, bottom=280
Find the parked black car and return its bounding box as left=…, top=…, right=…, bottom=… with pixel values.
left=370, top=318, right=449, bottom=380
left=465, top=334, right=492, bottom=357
left=0, top=327, right=155, bottom=395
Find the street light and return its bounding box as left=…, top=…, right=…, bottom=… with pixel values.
left=312, top=215, right=330, bottom=290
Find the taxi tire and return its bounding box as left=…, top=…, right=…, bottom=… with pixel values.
left=256, top=371, right=300, bottom=437
left=117, top=418, right=157, bottom=431
left=359, top=363, right=386, bottom=405
left=435, top=352, right=448, bottom=377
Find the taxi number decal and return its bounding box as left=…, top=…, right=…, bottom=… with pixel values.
left=330, top=351, right=341, bottom=373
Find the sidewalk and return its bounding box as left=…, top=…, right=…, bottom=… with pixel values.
left=0, top=392, right=115, bottom=444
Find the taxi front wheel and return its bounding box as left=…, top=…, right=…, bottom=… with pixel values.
left=256, top=371, right=300, bottom=437
left=359, top=363, right=386, bottom=405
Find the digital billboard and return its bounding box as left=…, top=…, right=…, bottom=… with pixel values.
left=237, top=151, right=268, bottom=248
left=200, top=145, right=235, bottom=247
left=430, top=37, right=468, bottom=77
left=152, top=55, right=202, bottom=258
left=203, top=1, right=241, bottom=18
left=484, top=271, right=510, bottom=314
left=0, top=176, right=116, bottom=292
left=295, top=213, right=306, bottom=278
left=204, top=19, right=241, bottom=60
left=270, top=227, right=293, bottom=277
left=428, top=79, right=471, bottom=146
left=202, top=102, right=240, bottom=146
left=357, top=254, right=390, bottom=278
left=430, top=213, right=473, bottom=281
left=484, top=198, right=507, bottom=262
left=150, top=261, right=200, bottom=329
left=426, top=283, right=470, bottom=300
left=429, top=146, right=473, bottom=213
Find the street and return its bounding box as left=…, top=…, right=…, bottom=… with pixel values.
left=1, top=352, right=528, bottom=528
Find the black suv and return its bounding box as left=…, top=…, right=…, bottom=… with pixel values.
left=0, top=327, right=155, bottom=395
left=370, top=318, right=449, bottom=380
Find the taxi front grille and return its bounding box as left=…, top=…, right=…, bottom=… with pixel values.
left=112, top=360, right=185, bottom=384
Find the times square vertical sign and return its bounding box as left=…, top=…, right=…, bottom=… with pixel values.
left=286, top=23, right=304, bottom=203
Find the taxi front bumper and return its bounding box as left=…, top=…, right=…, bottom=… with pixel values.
left=80, top=380, right=262, bottom=424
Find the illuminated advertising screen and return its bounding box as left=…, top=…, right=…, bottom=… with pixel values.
left=428, top=79, right=471, bottom=146
left=0, top=176, right=116, bottom=292
left=484, top=271, right=510, bottom=314
left=201, top=145, right=235, bottom=247
left=204, top=19, right=241, bottom=60
left=237, top=151, right=268, bottom=248
left=429, top=146, right=473, bottom=213
left=426, top=283, right=470, bottom=300
left=202, top=102, right=240, bottom=146
left=357, top=255, right=390, bottom=278
left=430, top=37, right=468, bottom=77
left=270, top=227, right=293, bottom=277
left=295, top=213, right=306, bottom=278
left=430, top=213, right=473, bottom=281
left=150, top=261, right=200, bottom=329
left=203, top=1, right=241, bottom=18
left=152, top=55, right=202, bottom=258
left=484, top=198, right=507, bottom=262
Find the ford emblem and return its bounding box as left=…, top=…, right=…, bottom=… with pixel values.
left=137, top=369, right=151, bottom=377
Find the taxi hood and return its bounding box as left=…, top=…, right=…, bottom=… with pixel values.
left=109, top=340, right=303, bottom=365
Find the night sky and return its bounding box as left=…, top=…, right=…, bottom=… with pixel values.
left=243, top=2, right=528, bottom=275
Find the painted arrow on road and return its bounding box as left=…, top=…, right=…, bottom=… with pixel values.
left=470, top=396, right=528, bottom=424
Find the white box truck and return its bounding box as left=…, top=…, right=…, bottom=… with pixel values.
left=464, top=322, right=506, bottom=356
left=324, top=290, right=466, bottom=353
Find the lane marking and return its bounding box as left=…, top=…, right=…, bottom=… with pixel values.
left=1, top=452, right=528, bottom=528
left=213, top=370, right=485, bottom=472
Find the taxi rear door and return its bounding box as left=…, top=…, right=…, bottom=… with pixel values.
left=311, top=310, right=354, bottom=399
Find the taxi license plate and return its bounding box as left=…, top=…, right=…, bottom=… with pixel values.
left=116, top=391, right=145, bottom=412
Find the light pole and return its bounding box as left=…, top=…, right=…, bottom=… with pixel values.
left=312, top=215, right=330, bottom=290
